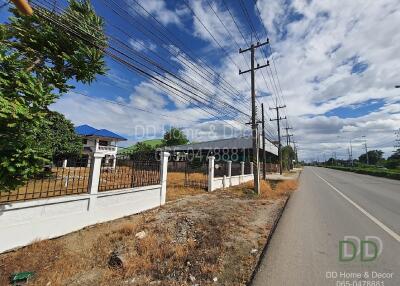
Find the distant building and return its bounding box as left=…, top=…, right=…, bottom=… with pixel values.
left=75, top=124, right=127, bottom=168
left=160, top=135, right=278, bottom=163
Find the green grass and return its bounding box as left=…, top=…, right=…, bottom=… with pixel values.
left=325, top=165, right=400, bottom=180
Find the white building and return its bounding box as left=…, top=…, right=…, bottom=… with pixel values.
left=75, top=124, right=127, bottom=168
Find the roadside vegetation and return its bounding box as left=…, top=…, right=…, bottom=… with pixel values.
left=317, top=149, right=400, bottom=180
left=324, top=165, right=400, bottom=180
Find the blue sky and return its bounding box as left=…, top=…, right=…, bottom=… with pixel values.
left=1, top=0, right=400, bottom=160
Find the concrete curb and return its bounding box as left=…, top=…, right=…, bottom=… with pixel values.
left=247, top=193, right=291, bottom=286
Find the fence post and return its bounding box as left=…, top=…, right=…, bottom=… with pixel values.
left=208, top=156, right=215, bottom=192
left=240, top=161, right=244, bottom=184
left=250, top=162, right=254, bottom=174
left=227, top=161, right=232, bottom=177
left=227, top=160, right=232, bottom=187
left=160, top=151, right=170, bottom=205
left=87, top=152, right=105, bottom=210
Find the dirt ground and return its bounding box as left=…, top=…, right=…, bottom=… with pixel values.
left=0, top=179, right=297, bottom=286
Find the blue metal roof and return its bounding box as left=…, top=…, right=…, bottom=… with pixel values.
left=75, top=125, right=127, bottom=141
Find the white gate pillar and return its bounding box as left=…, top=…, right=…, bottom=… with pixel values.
left=240, top=161, right=245, bottom=184
left=87, top=152, right=105, bottom=210
left=160, top=152, right=170, bottom=205
left=227, top=160, right=232, bottom=177
left=208, top=156, right=215, bottom=192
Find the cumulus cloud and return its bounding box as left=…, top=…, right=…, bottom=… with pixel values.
left=131, top=0, right=184, bottom=26
left=49, top=0, right=400, bottom=160
left=252, top=0, right=400, bottom=159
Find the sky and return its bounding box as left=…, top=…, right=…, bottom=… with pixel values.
left=1, top=0, right=400, bottom=161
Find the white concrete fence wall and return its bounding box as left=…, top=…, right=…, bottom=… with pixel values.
left=208, top=156, right=254, bottom=192
left=0, top=152, right=170, bottom=253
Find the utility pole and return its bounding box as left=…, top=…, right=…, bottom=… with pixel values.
left=282, top=127, right=293, bottom=170
left=395, top=129, right=400, bottom=150
left=270, top=102, right=286, bottom=174
left=362, top=136, right=369, bottom=165
left=349, top=139, right=354, bottom=166
left=239, top=41, right=269, bottom=195
left=292, top=141, right=298, bottom=166
left=261, top=103, right=267, bottom=180
left=283, top=126, right=293, bottom=146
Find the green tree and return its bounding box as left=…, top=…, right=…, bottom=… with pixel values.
left=0, top=1, right=107, bottom=191
left=134, top=142, right=155, bottom=152
left=37, top=111, right=83, bottom=161
left=162, top=127, right=189, bottom=146
left=385, top=149, right=400, bottom=169
left=358, top=150, right=383, bottom=165
left=388, top=149, right=400, bottom=160
left=281, top=145, right=295, bottom=170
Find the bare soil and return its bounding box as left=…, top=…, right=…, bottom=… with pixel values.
left=0, top=179, right=297, bottom=286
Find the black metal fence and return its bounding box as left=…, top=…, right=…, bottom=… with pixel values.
left=98, top=153, right=160, bottom=192
left=214, top=161, right=228, bottom=178
left=231, top=162, right=242, bottom=176
left=244, top=162, right=252, bottom=174
left=168, top=161, right=187, bottom=172
left=0, top=157, right=90, bottom=203
left=184, top=159, right=208, bottom=189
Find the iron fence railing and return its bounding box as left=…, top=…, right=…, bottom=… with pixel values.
left=214, top=161, right=228, bottom=178
left=168, top=161, right=187, bottom=172
left=0, top=157, right=90, bottom=203
left=231, top=162, right=242, bottom=176
left=244, top=162, right=252, bottom=174
left=98, top=154, right=160, bottom=192
left=184, top=159, right=208, bottom=189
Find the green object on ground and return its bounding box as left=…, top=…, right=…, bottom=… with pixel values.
left=10, top=271, right=35, bottom=284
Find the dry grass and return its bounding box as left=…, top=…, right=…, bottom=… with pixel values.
left=226, top=179, right=298, bottom=200
left=0, top=172, right=296, bottom=285
left=166, top=172, right=206, bottom=202
left=0, top=180, right=287, bottom=286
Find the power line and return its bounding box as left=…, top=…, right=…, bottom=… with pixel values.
left=220, top=0, right=277, bottom=137
left=30, top=1, right=248, bottom=130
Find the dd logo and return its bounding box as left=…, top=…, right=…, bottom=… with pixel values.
left=339, top=236, right=383, bottom=262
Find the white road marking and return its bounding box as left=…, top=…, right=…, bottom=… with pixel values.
left=312, top=169, right=400, bottom=243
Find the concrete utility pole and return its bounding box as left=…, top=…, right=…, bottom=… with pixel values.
left=284, top=126, right=293, bottom=146
left=239, top=41, right=269, bottom=195
left=282, top=126, right=293, bottom=170
left=362, top=136, right=369, bottom=165
left=349, top=139, right=354, bottom=166
left=292, top=141, right=298, bottom=165
left=261, top=103, right=267, bottom=180
left=270, top=102, right=286, bottom=175
left=395, top=129, right=400, bottom=149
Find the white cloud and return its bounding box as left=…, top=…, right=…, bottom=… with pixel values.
left=49, top=0, right=400, bottom=161
left=132, top=0, right=183, bottom=26
left=128, top=38, right=157, bottom=51
left=252, top=0, right=400, bottom=160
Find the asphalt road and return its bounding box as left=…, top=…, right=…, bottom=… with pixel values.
left=252, top=166, right=400, bottom=286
